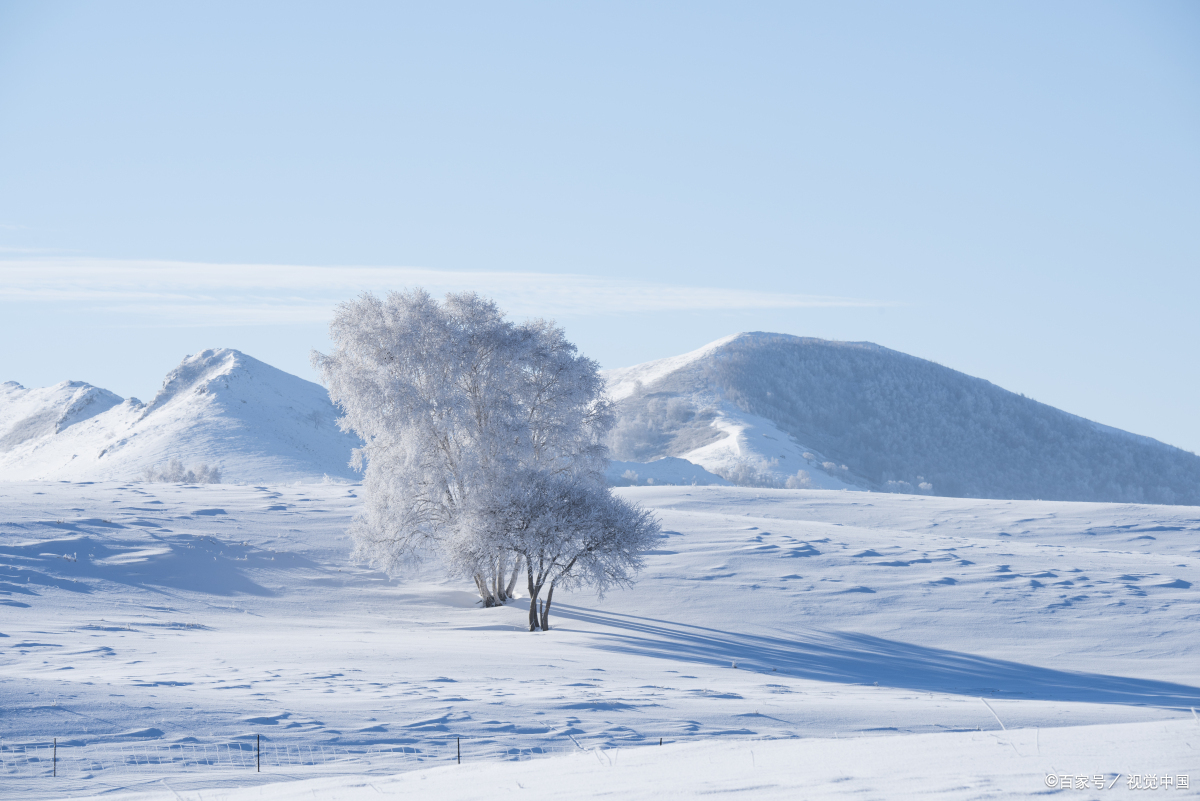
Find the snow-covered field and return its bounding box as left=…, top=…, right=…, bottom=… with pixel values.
left=3, top=481, right=1199, bottom=798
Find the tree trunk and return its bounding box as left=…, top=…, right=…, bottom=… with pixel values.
left=474, top=573, right=496, bottom=607
left=527, top=590, right=541, bottom=630
left=505, top=555, right=523, bottom=599
left=494, top=554, right=505, bottom=603
left=526, top=561, right=542, bottom=631
left=540, top=582, right=555, bottom=631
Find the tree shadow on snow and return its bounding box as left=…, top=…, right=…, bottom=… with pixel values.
left=552, top=605, right=1200, bottom=710
left=0, top=526, right=287, bottom=598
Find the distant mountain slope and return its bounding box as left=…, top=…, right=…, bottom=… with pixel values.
left=605, top=456, right=731, bottom=488
left=0, top=380, right=125, bottom=452
left=603, top=333, right=1200, bottom=504
left=0, top=349, right=361, bottom=483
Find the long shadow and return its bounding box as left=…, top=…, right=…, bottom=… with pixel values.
left=0, top=524, right=287, bottom=598
left=553, top=604, right=1200, bottom=709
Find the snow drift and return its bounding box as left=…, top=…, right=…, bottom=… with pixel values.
left=604, top=332, right=1200, bottom=504
left=0, top=349, right=361, bottom=483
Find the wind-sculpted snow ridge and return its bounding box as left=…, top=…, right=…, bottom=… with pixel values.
left=0, top=349, right=361, bottom=484
left=603, top=332, right=1200, bottom=504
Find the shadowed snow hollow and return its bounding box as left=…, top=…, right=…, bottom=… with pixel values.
left=0, top=349, right=361, bottom=483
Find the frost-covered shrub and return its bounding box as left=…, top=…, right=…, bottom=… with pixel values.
left=607, top=396, right=721, bottom=463
left=141, top=457, right=221, bottom=484
left=718, top=461, right=812, bottom=490
left=785, top=470, right=812, bottom=489
left=716, top=457, right=784, bottom=488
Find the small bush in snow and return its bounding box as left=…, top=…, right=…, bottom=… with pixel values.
left=141, top=457, right=221, bottom=484
left=785, top=470, right=812, bottom=489
left=715, top=456, right=784, bottom=488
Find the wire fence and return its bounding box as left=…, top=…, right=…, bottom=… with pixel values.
left=0, top=735, right=584, bottom=784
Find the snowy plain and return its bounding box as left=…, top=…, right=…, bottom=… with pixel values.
left=3, top=480, right=1199, bottom=799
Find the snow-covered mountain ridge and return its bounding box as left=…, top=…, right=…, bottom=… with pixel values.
left=7, top=336, right=1198, bottom=503
left=0, top=349, right=361, bottom=483
left=603, top=332, right=1200, bottom=505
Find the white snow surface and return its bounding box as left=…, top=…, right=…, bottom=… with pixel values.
left=602, top=334, right=858, bottom=489
left=0, top=349, right=360, bottom=484
left=678, top=407, right=856, bottom=490
left=2, top=481, right=1198, bottom=798
left=603, top=333, right=741, bottom=402
left=605, top=457, right=731, bottom=487
left=74, top=720, right=1200, bottom=800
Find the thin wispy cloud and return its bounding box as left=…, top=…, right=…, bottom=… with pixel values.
left=0, top=258, right=887, bottom=325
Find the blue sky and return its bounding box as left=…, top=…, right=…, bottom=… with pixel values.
left=1, top=1, right=1198, bottom=452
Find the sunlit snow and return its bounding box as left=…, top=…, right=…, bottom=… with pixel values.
left=3, top=481, right=1197, bottom=798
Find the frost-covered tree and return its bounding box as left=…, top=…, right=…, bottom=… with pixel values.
left=312, top=289, right=651, bottom=615
left=451, top=469, right=660, bottom=630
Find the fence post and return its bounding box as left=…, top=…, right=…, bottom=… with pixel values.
left=257, top=734, right=260, bottom=772
left=457, top=737, right=460, bottom=765
left=53, top=738, right=57, bottom=777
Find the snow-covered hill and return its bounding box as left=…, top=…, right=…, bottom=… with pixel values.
left=605, top=456, right=731, bottom=487
left=8, top=336, right=1198, bottom=502
left=0, top=349, right=361, bottom=484
left=603, top=332, right=1200, bottom=504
